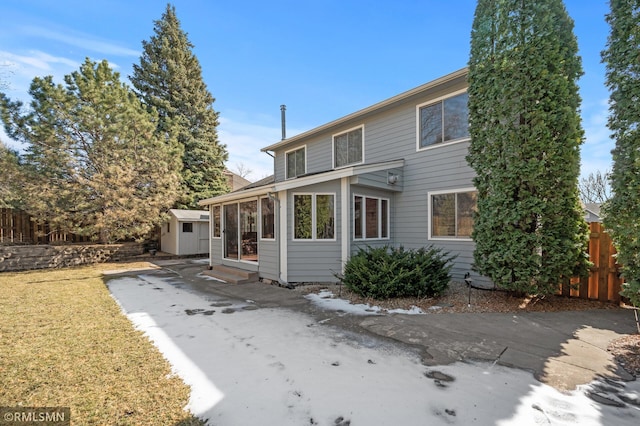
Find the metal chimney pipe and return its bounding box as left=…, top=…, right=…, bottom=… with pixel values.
left=280, top=104, right=286, bottom=140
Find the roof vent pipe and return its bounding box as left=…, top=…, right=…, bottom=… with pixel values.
left=280, top=104, right=286, bottom=140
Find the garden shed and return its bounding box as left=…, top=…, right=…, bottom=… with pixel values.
left=160, top=209, right=210, bottom=256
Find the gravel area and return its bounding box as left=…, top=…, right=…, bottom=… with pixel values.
left=296, top=281, right=640, bottom=379
left=296, top=281, right=619, bottom=314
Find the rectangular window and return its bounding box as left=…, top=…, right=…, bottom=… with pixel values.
left=354, top=196, right=363, bottom=239
left=334, top=126, right=363, bottom=168
left=182, top=222, right=193, bottom=233
left=261, top=197, right=275, bottom=239
left=354, top=195, right=389, bottom=240
left=286, top=146, right=306, bottom=179
left=430, top=190, right=477, bottom=239
left=418, top=92, right=469, bottom=149
left=293, top=193, right=335, bottom=240
left=212, top=205, right=221, bottom=238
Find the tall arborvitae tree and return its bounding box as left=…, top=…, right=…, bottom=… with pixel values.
left=467, top=0, right=590, bottom=295
left=0, top=59, right=182, bottom=243
left=602, top=0, right=640, bottom=307
left=131, top=4, right=229, bottom=209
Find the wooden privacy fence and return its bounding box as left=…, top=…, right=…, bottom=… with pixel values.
left=0, top=208, right=91, bottom=244
left=562, top=222, right=623, bottom=303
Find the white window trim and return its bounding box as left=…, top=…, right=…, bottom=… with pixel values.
left=427, top=187, right=476, bottom=241
left=416, top=89, right=470, bottom=152
left=292, top=192, right=337, bottom=242
left=285, top=145, right=307, bottom=179
left=332, top=125, right=365, bottom=169
left=353, top=194, right=390, bottom=241
left=211, top=205, right=221, bottom=239
left=259, top=196, right=276, bottom=241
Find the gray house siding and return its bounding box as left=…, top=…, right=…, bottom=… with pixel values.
left=257, top=240, right=279, bottom=281
left=270, top=75, right=479, bottom=283
left=286, top=180, right=342, bottom=283
left=203, top=69, right=487, bottom=286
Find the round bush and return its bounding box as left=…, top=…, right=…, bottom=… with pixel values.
left=340, top=245, right=456, bottom=299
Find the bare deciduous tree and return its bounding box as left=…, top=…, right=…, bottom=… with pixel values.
left=578, top=170, right=612, bottom=204
left=232, top=162, right=253, bottom=179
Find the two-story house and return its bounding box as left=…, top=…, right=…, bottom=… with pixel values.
left=199, top=67, right=480, bottom=285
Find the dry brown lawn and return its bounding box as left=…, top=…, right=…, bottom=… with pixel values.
left=0, top=263, right=205, bottom=426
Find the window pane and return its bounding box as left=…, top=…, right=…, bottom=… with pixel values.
left=286, top=151, right=296, bottom=178
left=354, top=196, right=363, bottom=239
left=296, top=148, right=305, bottom=176
left=348, top=128, right=363, bottom=164
left=381, top=199, right=388, bottom=238
left=212, top=205, right=221, bottom=238
left=335, top=134, right=348, bottom=167
left=261, top=198, right=275, bottom=239
left=240, top=200, right=258, bottom=261
left=444, top=93, right=469, bottom=141
left=432, top=194, right=455, bottom=237
left=316, top=194, right=335, bottom=239
left=420, top=102, right=443, bottom=147
left=365, top=197, right=378, bottom=239
left=294, top=195, right=312, bottom=239
left=456, top=191, right=477, bottom=237
left=183, top=222, right=193, bottom=233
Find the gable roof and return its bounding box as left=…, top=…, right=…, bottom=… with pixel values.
left=261, top=67, right=468, bottom=153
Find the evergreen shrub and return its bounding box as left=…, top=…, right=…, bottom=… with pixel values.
left=340, top=246, right=456, bottom=299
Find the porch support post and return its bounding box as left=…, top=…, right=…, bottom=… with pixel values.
left=278, top=190, right=288, bottom=283
left=341, top=177, right=349, bottom=274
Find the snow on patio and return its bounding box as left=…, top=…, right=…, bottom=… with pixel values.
left=107, top=273, right=640, bottom=425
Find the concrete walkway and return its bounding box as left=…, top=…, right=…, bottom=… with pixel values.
left=113, top=258, right=638, bottom=391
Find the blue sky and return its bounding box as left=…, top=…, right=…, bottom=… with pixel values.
left=1, top=0, right=612, bottom=181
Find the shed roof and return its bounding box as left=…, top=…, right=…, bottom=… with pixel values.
left=168, top=209, right=210, bottom=222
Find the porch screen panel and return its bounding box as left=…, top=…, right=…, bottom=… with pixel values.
left=261, top=198, right=275, bottom=239
left=240, top=200, right=258, bottom=261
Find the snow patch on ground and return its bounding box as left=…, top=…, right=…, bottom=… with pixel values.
left=305, top=290, right=425, bottom=315
left=108, top=275, right=640, bottom=425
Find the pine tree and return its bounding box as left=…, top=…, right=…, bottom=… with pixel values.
left=0, top=59, right=182, bottom=243
left=0, top=141, right=23, bottom=209
left=601, top=0, right=640, bottom=307
left=466, top=0, right=590, bottom=295
left=130, top=4, right=229, bottom=209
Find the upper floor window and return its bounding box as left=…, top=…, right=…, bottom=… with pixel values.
left=286, top=146, right=306, bottom=179
left=429, top=189, right=477, bottom=240
left=418, top=92, right=469, bottom=150
left=334, top=126, right=364, bottom=168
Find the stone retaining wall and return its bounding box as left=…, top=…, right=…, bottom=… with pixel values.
left=0, top=243, right=146, bottom=272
